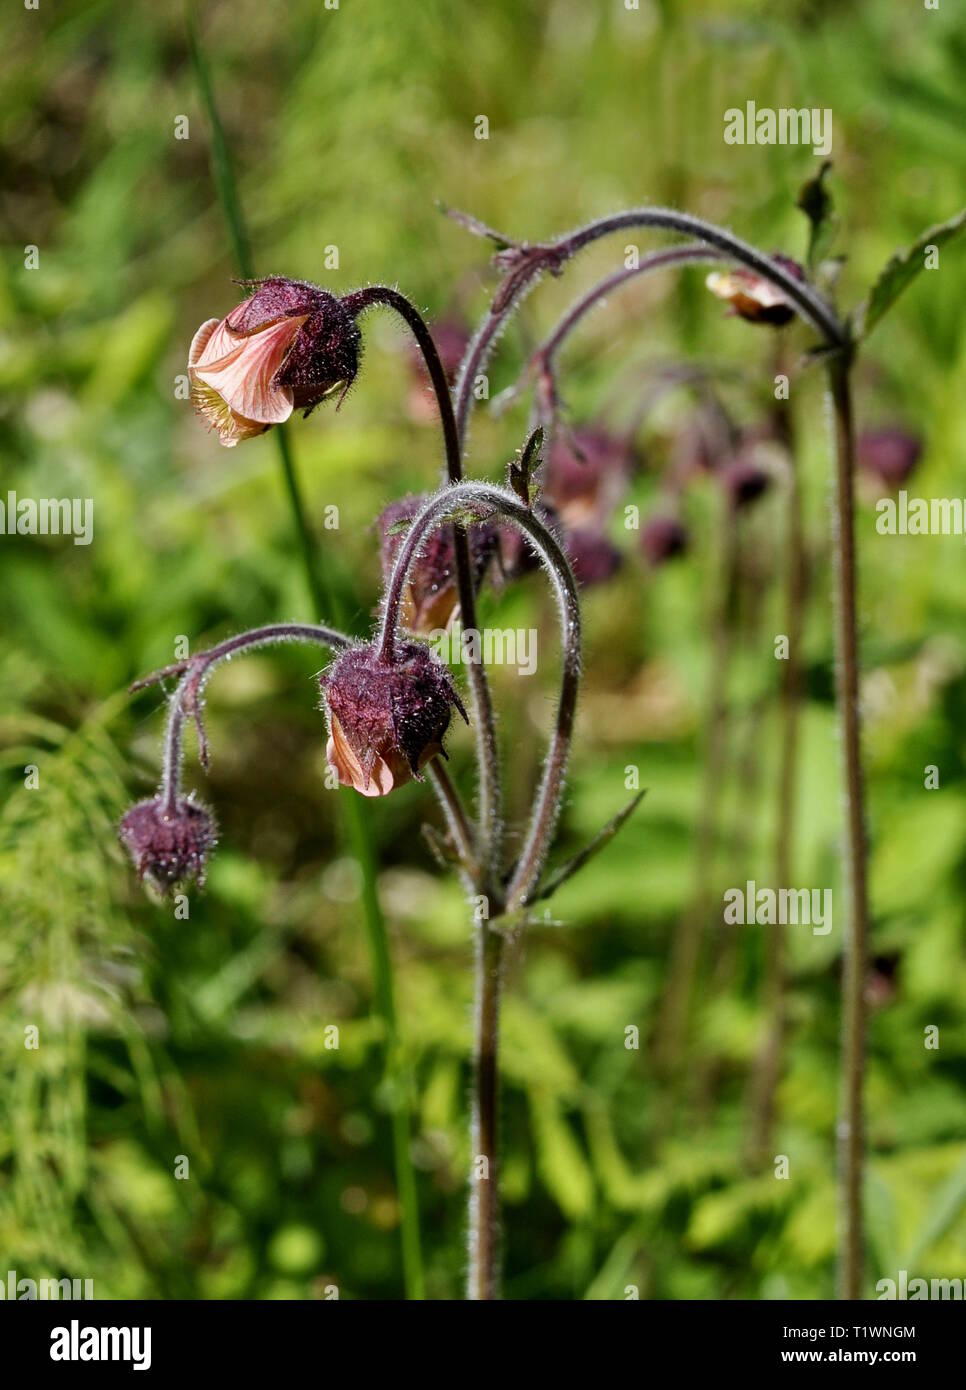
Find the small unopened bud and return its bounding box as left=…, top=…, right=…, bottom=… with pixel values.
left=321, top=641, right=468, bottom=797
left=705, top=256, right=804, bottom=327
left=119, top=795, right=217, bottom=893
left=719, top=455, right=772, bottom=508
left=641, top=513, right=688, bottom=566
left=377, top=494, right=497, bottom=634
left=857, top=428, right=922, bottom=490
left=189, top=277, right=361, bottom=447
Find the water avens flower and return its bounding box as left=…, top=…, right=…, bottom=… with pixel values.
left=705, top=255, right=805, bottom=326
left=189, top=277, right=361, bottom=446
left=119, top=795, right=217, bottom=893
left=377, top=493, right=497, bottom=634
left=719, top=454, right=772, bottom=507
left=322, top=640, right=468, bottom=797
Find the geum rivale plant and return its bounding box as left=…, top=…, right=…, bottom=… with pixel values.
left=120, top=187, right=966, bottom=1299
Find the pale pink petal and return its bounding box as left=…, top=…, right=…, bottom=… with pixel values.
left=193, top=317, right=305, bottom=425
left=326, top=723, right=398, bottom=797
left=188, top=319, right=223, bottom=367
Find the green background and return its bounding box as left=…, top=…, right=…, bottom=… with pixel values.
left=1, top=0, right=966, bottom=1299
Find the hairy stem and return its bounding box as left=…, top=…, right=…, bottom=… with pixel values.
left=468, top=921, right=505, bottom=1300
left=157, top=622, right=351, bottom=813
left=828, top=356, right=868, bottom=1300
left=453, top=205, right=846, bottom=449
left=377, top=482, right=581, bottom=910
left=426, top=757, right=477, bottom=877
left=342, top=286, right=502, bottom=890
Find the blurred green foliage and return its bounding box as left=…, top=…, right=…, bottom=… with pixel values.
left=2, top=0, right=966, bottom=1299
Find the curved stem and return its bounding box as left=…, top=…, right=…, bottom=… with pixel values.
left=426, top=757, right=477, bottom=877
left=342, top=286, right=503, bottom=890
left=828, top=355, right=868, bottom=1300
left=538, top=245, right=720, bottom=375
left=454, top=205, right=847, bottom=449
left=377, top=482, right=581, bottom=910
left=158, top=622, right=351, bottom=813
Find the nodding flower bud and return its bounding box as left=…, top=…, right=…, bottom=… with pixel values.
left=377, top=494, right=498, bottom=634
left=705, top=255, right=804, bottom=327
left=119, top=795, right=217, bottom=893
left=719, top=453, right=772, bottom=508
left=189, top=277, right=361, bottom=447
left=321, top=641, right=468, bottom=797
left=564, top=525, right=623, bottom=587
left=857, top=428, right=923, bottom=490
left=543, top=427, right=634, bottom=527
left=641, top=513, right=688, bottom=567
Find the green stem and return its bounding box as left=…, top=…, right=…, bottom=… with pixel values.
left=827, top=355, right=868, bottom=1301
left=187, top=4, right=424, bottom=1299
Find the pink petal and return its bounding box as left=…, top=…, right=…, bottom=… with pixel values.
left=192, top=317, right=305, bottom=424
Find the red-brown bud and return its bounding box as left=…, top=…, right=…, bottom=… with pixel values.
left=119, top=795, right=217, bottom=893
left=377, top=494, right=498, bottom=634
left=321, top=641, right=468, bottom=797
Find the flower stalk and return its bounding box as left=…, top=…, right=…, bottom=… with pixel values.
left=827, top=353, right=868, bottom=1301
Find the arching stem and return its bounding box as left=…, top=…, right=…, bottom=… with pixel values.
left=342, top=286, right=503, bottom=892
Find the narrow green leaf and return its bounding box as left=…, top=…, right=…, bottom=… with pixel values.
left=854, top=206, right=966, bottom=340
left=533, top=790, right=646, bottom=903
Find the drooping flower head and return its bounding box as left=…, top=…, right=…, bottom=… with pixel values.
left=377, top=494, right=498, bottom=634
left=321, top=640, right=468, bottom=797
left=542, top=426, right=634, bottom=527
left=189, top=277, right=361, bottom=446
left=564, top=525, right=623, bottom=587
left=705, top=255, right=805, bottom=327
left=718, top=453, right=772, bottom=508
left=641, top=512, right=688, bottom=567
left=857, top=428, right=923, bottom=491
left=119, top=795, right=217, bottom=893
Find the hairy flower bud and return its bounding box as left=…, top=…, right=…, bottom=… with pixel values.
left=377, top=494, right=498, bottom=634
left=705, top=255, right=804, bottom=327
left=189, top=277, right=361, bottom=446
left=321, top=641, right=468, bottom=797
left=119, top=795, right=217, bottom=893
left=641, top=513, right=688, bottom=566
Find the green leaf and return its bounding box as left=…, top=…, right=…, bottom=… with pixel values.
left=528, top=1090, right=595, bottom=1220
left=854, top=206, right=966, bottom=340
left=903, top=1148, right=966, bottom=1269
left=533, top=790, right=646, bottom=903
